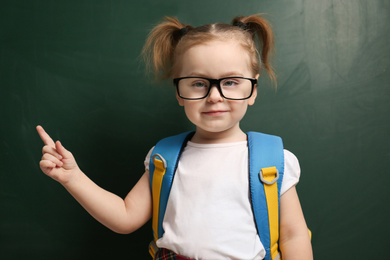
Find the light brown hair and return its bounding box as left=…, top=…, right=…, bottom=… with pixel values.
left=142, top=14, right=275, bottom=84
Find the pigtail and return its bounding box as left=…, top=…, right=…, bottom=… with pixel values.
left=142, top=17, right=193, bottom=80
left=232, top=14, right=276, bottom=84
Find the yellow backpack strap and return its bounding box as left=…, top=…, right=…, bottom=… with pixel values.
left=151, top=154, right=167, bottom=242
left=149, top=154, right=167, bottom=258
left=260, top=167, right=281, bottom=260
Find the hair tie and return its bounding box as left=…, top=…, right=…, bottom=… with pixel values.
left=179, top=27, right=189, bottom=37
left=233, top=21, right=248, bottom=30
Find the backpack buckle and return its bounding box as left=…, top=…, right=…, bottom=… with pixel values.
left=259, top=167, right=279, bottom=185
left=149, top=240, right=159, bottom=258
left=152, top=153, right=167, bottom=169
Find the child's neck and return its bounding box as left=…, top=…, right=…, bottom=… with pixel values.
left=191, top=127, right=247, bottom=144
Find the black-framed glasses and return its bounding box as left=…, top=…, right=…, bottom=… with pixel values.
left=173, top=77, right=257, bottom=100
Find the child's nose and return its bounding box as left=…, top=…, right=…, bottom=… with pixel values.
left=207, top=85, right=224, bottom=102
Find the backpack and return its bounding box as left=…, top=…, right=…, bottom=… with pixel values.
left=148, top=131, right=284, bottom=260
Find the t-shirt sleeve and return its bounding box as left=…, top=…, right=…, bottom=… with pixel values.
left=280, top=149, right=301, bottom=195
left=144, top=146, right=155, bottom=171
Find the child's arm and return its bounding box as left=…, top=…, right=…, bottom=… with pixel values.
left=279, top=186, right=313, bottom=260
left=36, top=125, right=152, bottom=234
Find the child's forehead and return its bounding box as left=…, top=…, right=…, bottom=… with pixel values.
left=177, top=40, right=253, bottom=77
left=183, top=39, right=248, bottom=58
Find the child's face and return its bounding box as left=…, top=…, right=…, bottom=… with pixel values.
left=176, top=40, right=258, bottom=140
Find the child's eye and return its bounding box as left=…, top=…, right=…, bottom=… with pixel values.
left=191, top=81, right=208, bottom=88
left=222, top=79, right=239, bottom=87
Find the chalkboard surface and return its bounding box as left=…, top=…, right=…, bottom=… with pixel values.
left=1, top=1, right=389, bottom=259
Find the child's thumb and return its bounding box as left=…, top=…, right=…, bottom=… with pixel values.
left=55, top=140, right=73, bottom=159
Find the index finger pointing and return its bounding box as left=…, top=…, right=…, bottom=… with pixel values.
left=36, top=125, right=56, bottom=147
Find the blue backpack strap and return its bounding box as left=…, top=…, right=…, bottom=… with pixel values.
left=247, top=131, right=284, bottom=260
left=149, top=131, right=194, bottom=241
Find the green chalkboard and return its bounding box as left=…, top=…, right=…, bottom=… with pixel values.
left=1, top=0, right=389, bottom=259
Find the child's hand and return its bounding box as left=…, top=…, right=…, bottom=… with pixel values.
left=37, top=125, right=80, bottom=184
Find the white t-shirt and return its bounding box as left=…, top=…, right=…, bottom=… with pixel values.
left=144, top=140, right=300, bottom=260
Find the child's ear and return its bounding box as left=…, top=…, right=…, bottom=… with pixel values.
left=248, top=87, right=257, bottom=106
left=176, top=93, right=185, bottom=106
left=248, top=74, right=259, bottom=106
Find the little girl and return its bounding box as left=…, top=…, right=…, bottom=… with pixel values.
left=37, top=14, right=313, bottom=260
